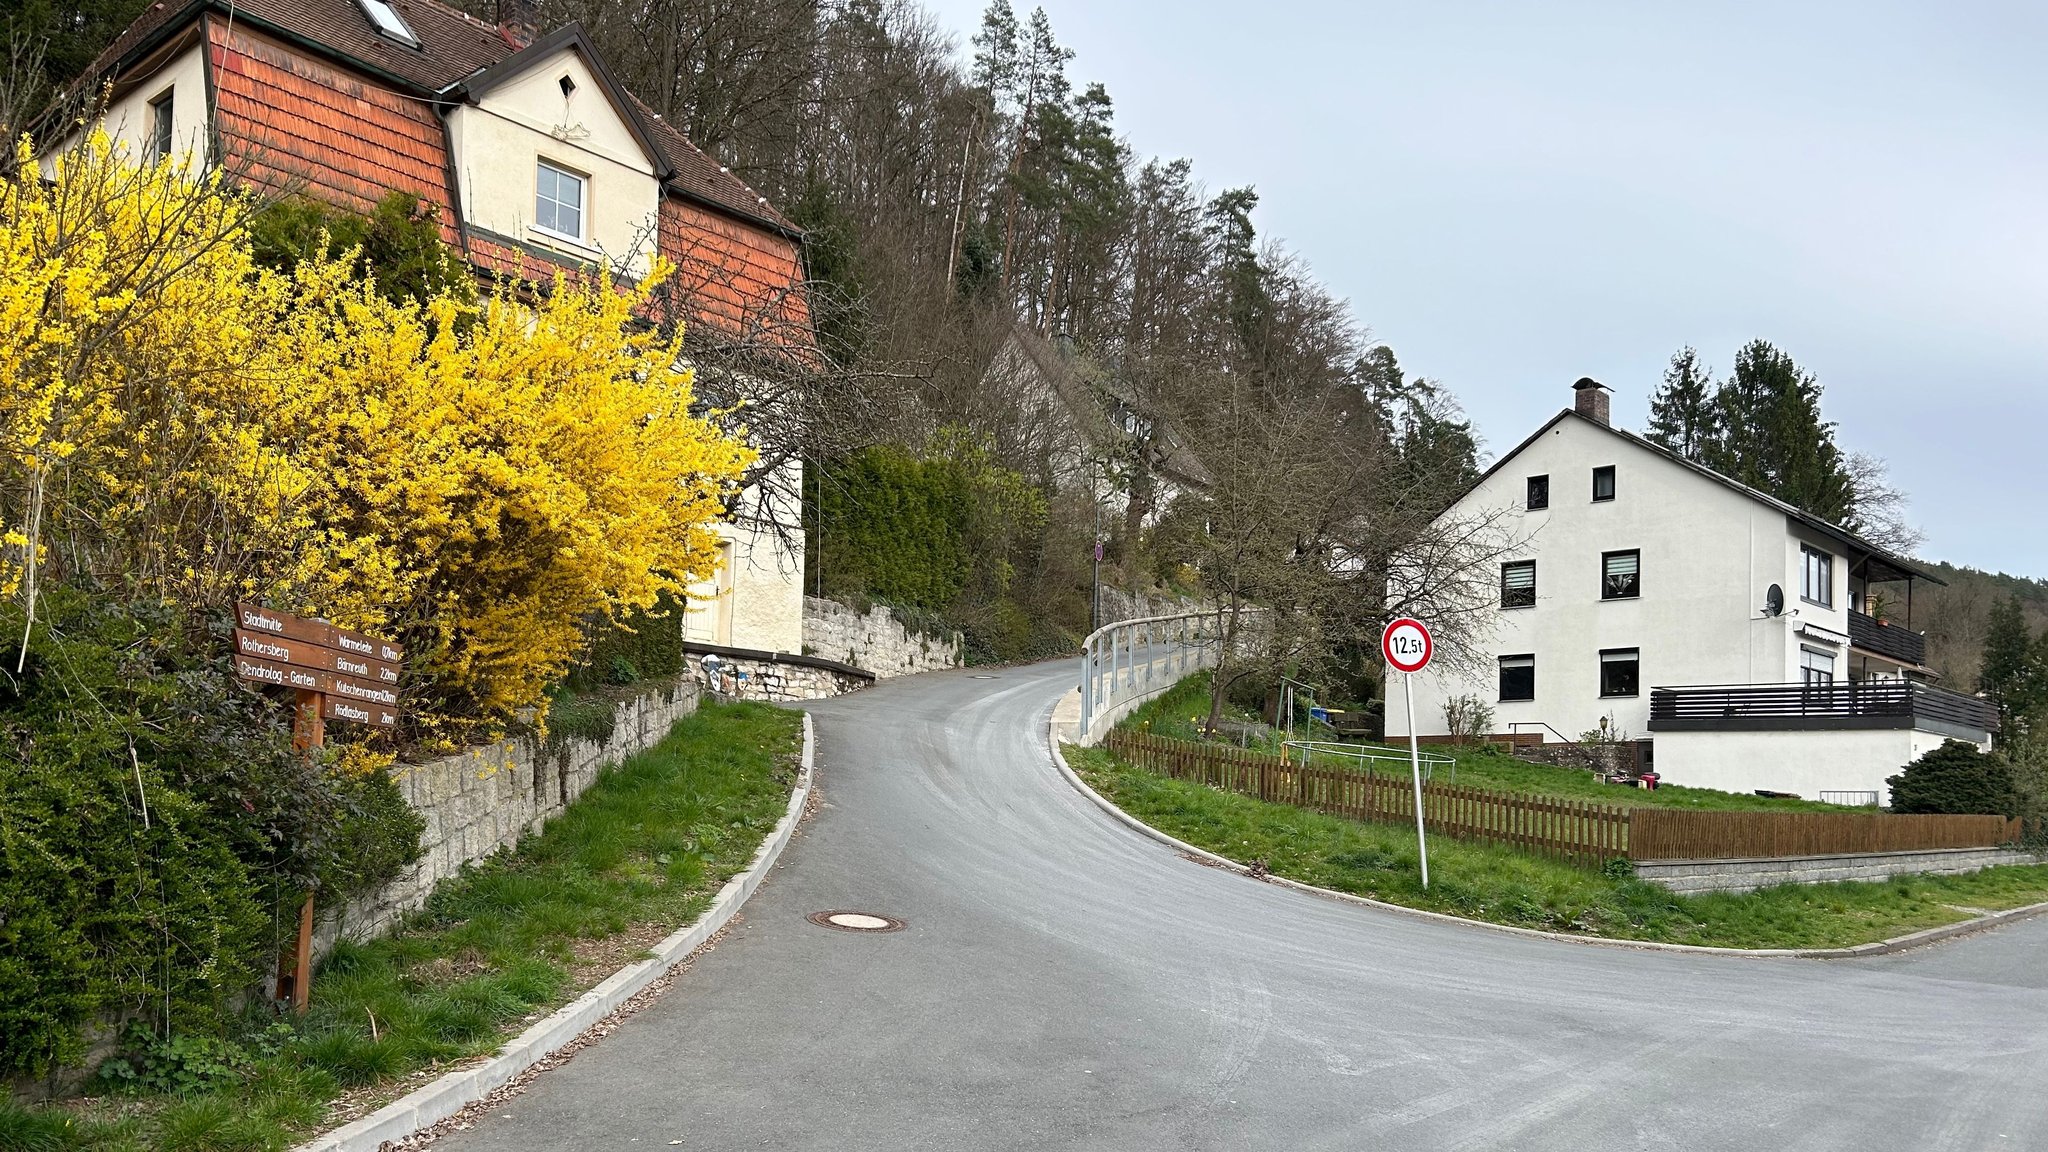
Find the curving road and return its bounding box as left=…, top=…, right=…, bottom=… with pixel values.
left=439, top=661, right=2048, bottom=1151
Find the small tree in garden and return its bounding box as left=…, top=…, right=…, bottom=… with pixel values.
left=1886, top=740, right=2019, bottom=816
left=1442, top=693, right=1493, bottom=746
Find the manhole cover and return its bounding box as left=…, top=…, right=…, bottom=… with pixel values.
left=807, top=910, right=906, bottom=933
left=969, top=674, right=997, bottom=679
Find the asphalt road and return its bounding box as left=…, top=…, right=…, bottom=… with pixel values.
left=438, top=660, right=2048, bottom=1152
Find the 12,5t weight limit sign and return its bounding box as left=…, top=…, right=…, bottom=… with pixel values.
left=1381, top=617, right=1432, bottom=674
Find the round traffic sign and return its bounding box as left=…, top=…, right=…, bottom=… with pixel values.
left=1381, top=617, right=1432, bottom=674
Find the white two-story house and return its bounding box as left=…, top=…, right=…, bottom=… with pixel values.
left=1386, top=379, right=1998, bottom=805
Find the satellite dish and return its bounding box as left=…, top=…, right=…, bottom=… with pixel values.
left=1764, top=584, right=1785, bottom=617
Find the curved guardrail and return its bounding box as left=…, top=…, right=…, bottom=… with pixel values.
left=1075, top=609, right=1233, bottom=745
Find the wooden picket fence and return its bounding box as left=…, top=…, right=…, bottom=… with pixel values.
left=1103, top=731, right=2025, bottom=868
left=1104, top=729, right=1630, bottom=867
left=1627, top=809, right=2022, bottom=861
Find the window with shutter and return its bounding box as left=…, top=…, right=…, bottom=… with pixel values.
left=1602, top=550, right=1640, bottom=599
left=1501, top=561, right=1536, bottom=608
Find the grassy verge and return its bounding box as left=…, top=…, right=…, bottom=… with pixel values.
left=6, top=700, right=801, bottom=1152
left=1065, top=742, right=2048, bottom=950
left=1128, top=673, right=1845, bottom=813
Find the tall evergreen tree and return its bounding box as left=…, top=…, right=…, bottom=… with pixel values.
left=1980, top=596, right=2044, bottom=731
left=1708, top=339, right=1856, bottom=525
left=1645, top=347, right=1718, bottom=461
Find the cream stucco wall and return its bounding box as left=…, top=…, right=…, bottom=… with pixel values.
left=445, top=48, right=660, bottom=275
left=46, top=40, right=210, bottom=174
left=1388, top=414, right=1801, bottom=742
left=1653, top=727, right=1990, bottom=805
left=684, top=461, right=805, bottom=654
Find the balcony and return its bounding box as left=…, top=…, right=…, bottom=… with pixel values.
left=1848, top=609, right=1927, bottom=667
left=1649, top=681, right=1998, bottom=740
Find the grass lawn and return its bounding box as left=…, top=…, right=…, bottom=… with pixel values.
left=4, top=700, right=802, bottom=1152
left=1065, top=743, right=2048, bottom=950
left=1128, top=673, right=1847, bottom=813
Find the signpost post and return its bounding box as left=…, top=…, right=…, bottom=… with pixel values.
left=1381, top=616, right=1434, bottom=889
left=233, top=603, right=404, bottom=1011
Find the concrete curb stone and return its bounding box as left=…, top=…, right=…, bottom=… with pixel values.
left=293, top=711, right=816, bottom=1152
left=1042, top=691, right=2048, bottom=961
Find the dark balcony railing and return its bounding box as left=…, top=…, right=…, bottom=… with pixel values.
left=1649, top=680, right=1998, bottom=737
left=1848, top=610, right=1927, bottom=667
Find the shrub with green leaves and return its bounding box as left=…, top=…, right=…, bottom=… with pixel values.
left=0, top=589, right=421, bottom=1078
left=1887, top=739, right=2019, bottom=817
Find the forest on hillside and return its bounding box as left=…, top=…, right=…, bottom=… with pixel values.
left=13, top=0, right=2034, bottom=704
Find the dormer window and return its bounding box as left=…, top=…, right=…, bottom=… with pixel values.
left=358, top=0, right=420, bottom=47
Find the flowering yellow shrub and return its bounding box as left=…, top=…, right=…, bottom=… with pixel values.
left=0, top=137, right=752, bottom=737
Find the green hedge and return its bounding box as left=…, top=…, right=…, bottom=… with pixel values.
left=0, top=591, right=420, bottom=1079
left=809, top=445, right=977, bottom=610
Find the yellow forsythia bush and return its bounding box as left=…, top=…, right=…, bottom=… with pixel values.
left=0, top=136, right=752, bottom=739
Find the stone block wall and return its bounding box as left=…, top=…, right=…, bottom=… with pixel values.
left=703, top=654, right=871, bottom=702
left=313, top=677, right=702, bottom=957
left=802, top=596, right=964, bottom=677
left=1635, top=846, right=2043, bottom=895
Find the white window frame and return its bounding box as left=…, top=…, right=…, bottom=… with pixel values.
left=148, top=87, right=175, bottom=163
left=533, top=159, right=589, bottom=246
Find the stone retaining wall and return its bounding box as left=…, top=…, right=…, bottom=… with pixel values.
left=703, top=654, right=871, bottom=702
left=313, top=677, right=702, bottom=957
left=1636, top=846, right=2042, bottom=895
left=801, top=596, right=963, bottom=678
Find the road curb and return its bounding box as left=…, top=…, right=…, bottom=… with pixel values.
left=1042, top=695, right=2048, bottom=961
left=294, top=711, right=816, bottom=1152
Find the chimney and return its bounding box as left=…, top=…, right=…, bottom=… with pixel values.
left=496, top=0, right=539, bottom=48
left=1572, top=377, right=1611, bottom=427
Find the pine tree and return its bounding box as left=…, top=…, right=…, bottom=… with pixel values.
left=1980, top=596, right=2044, bottom=730
left=1644, top=347, right=1718, bottom=461
left=1708, top=339, right=1856, bottom=525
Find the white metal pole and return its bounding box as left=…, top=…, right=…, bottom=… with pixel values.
left=1405, top=671, right=1429, bottom=889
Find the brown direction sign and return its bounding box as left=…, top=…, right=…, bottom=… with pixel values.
left=322, top=695, right=398, bottom=729
left=233, top=603, right=404, bottom=726
left=236, top=603, right=404, bottom=665
left=234, top=629, right=400, bottom=685
left=234, top=656, right=401, bottom=706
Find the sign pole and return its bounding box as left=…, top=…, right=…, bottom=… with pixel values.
left=1381, top=616, right=1434, bottom=891
left=282, top=687, right=323, bottom=1014
left=1405, top=671, right=1429, bottom=889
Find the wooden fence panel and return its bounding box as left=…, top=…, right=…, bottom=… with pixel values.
left=1627, top=809, right=2020, bottom=861
left=1102, top=730, right=1631, bottom=867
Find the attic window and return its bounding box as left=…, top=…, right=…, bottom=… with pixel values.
left=559, top=75, right=577, bottom=97
left=357, top=0, right=420, bottom=46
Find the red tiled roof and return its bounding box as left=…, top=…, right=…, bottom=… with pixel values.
left=73, top=0, right=796, bottom=235
left=209, top=20, right=460, bottom=236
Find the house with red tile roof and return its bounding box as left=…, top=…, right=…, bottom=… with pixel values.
left=55, top=0, right=816, bottom=654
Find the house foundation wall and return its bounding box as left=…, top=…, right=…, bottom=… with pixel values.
left=1649, top=727, right=1989, bottom=805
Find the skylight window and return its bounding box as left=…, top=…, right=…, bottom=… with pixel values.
left=358, top=0, right=420, bottom=46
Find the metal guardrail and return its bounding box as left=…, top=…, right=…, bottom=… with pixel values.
left=1279, top=739, right=1457, bottom=785
left=1076, top=609, right=1238, bottom=743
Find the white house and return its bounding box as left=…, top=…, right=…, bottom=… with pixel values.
left=1386, top=379, right=1998, bottom=805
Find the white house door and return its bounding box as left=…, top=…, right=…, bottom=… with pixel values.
left=685, top=542, right=734, bottom=646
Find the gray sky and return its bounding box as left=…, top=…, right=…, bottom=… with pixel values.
left=925, top=0, right=2047, bottom=577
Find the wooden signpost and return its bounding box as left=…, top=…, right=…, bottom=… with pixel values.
left=232, top=603, right=405, bottom=1012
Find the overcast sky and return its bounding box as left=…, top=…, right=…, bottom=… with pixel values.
left=924, top=0, right=2047, bottom=577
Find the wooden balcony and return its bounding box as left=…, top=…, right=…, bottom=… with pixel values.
left=1648, top=681, right=1998, bottom=739
left=1848, top=609, right=1927, bottom=667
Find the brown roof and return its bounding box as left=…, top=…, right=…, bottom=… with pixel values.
left=68, top=0, right=795, bottom=234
